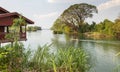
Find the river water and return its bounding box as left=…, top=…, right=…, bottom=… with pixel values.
left=22, top=30, right=120, bottom=72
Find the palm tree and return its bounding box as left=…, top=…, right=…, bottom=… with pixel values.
left=5, top=15, right=27, bottom=42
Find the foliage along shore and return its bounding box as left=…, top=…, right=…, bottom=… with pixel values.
left=83, top=32, right=113, bottom=40
left=27, top=26, right=42, bottom=32
left=51, top=3, right=120, bottom=40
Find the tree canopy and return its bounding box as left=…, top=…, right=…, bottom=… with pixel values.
left=60, top=3, right=98, bottom=27
left=51, top=3, right=98, bottom=33
left=113, top=17, right=120, bottom=33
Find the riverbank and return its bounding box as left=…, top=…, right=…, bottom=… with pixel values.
left=83, top=32, right=113, bottom=39
left=27, top=26, right=41, bottom=32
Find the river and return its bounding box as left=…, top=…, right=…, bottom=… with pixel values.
left=17, top=30, right=120, bottom=72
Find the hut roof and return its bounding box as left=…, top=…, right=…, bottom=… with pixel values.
left=0, top=7, right=9, bottom=14
left=0, top=12, right=34, bottom=24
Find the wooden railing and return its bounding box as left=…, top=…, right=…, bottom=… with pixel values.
left=0, top=32, right=6, bottom=40
left=0, top=32, right=27, bottom=43
left=20, top=32, right=26, bottom=39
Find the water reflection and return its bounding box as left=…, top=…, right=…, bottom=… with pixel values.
left=50, top=32, right=120, bottom=72
left=24, top=30, right=120, bottom=72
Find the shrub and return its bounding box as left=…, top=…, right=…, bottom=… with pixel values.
left=0, top=42, right=31, bottom=72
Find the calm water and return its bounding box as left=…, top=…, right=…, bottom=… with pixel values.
left=22, top=30, right=120, bottom=72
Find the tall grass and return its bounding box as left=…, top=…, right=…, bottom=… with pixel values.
left=31, top=45, right=91, bottom=72
left=114, top=52, right=120, bottom=72
left=0, top=43, right=91, bottom=72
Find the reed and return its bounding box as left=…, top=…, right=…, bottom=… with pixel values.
left=0, top=43, right=91, bottom=72
left=31, top=45, right=91, bottom=72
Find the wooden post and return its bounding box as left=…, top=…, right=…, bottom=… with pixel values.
left=20, top=26, right=22, bottom=33
left=25, top=25, right=26, bottom=33
left=7, top=26, right=9, bottom=33
left=25, top=25, right=27, bottom=41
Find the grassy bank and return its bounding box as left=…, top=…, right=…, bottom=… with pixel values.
left=83, top=32, right=114, bottom=39
left=0, top=43, right=91, bottom=72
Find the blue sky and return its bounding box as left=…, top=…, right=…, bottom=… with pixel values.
left=0, top=0, right=120, bottom=29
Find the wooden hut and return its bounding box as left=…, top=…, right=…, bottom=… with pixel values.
left=0, top=7, right=34, bottom=43
left=0, top=7, right=9, bottom=14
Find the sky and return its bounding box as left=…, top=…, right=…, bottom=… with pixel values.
left=0, top=0, right=120, bottom=29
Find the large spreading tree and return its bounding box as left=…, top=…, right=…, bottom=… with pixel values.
left=59, top=3, right=98, bottom=32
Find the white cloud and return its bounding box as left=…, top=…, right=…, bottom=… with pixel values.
left=33, top=12, right=58, bottom=19
left=98, top=0, right=120, bottom=10
left=47, top=0, right=77, bottom=3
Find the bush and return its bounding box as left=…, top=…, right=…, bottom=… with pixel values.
left=53, top=31, right=63, bottom=34
left=0, top=42, right=31, bottom=72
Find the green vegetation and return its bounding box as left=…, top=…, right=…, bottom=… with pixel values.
left=53, top=31, right=63, bottom=34
left=50, top=2, right=120, bottom=40
left=112, top=17, right=120, bottom=39
left=92, top=18, right=120, bottom=39
left=51, top=3, right=97, bottom=34
left=27, top=26, right=41, bottom=32
left=114, top=52, right=120, bottom=72
left=82, top=18, right=120, bottom=39
left=51, top=18, right=65, bottom=34
left=0, top=42, right=30, bottom=72
left=82, top=19, right=115, bottom=39
left=0, top=43, right=91, bottom=72
left=51, top=3, right=120, bottom=39
left=31, top=45, right=90, bottom=72
left=94, top=19, right=114, bottom=35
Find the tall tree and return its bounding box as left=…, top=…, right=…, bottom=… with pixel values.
left=113, top=17, right=120, bottom=33
left=60, top=3, right=97, bottom=30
